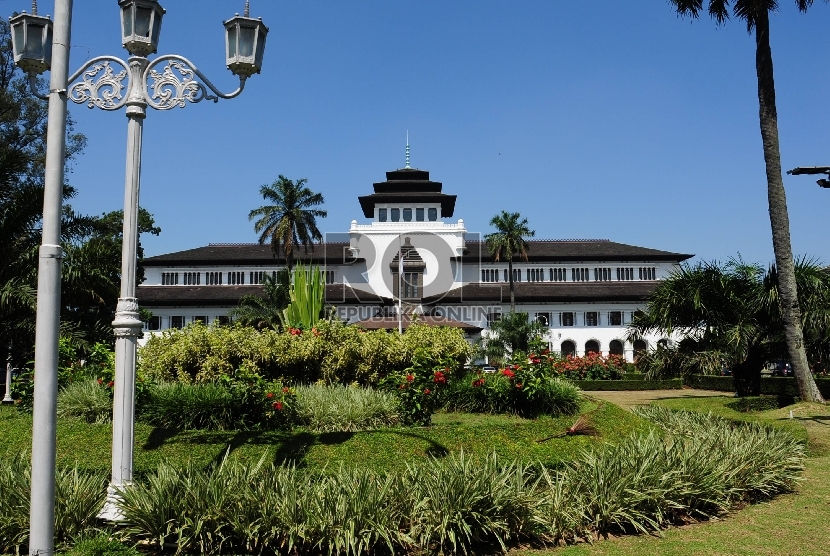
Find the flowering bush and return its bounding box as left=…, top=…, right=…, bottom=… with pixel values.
left=442, top=361, right=582, bottom=417
left=552, top=352, right=626, bottom=380
left=382, top=348, right=454, bottom=425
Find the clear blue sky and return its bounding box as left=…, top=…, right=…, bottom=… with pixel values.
left=7, top=0, right=830, bottom=265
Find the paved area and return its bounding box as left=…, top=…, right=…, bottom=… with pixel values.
left=585, top=389, right=731, bottom=409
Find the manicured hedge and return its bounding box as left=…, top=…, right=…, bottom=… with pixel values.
left=571, top=378, right=682, bottom=391
left=684, top=375, right=830, bottom=398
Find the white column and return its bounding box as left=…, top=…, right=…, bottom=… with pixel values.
left=29, top=1, right=73, bottom=554
left=99, top=56, right=147, bottom=522
left=3, top=345, right=12, bottom=403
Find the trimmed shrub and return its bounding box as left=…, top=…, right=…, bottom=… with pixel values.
left=726, top=396, right=793, bottom=413
left=571, top=379, right=683, bottom=391
left=684, top=374, right=830, bottom=398
left=138, top=320, right=474, bottom=386
left=57, top=378, right=113, bottom=423
left=294, top=383, right=401, bottom=432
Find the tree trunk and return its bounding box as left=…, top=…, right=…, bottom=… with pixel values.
left=754, top=11, right=824, bottom=403
left=508, top=256, right=515, bottom=313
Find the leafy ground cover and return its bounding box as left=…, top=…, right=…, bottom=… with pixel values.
left=0, top=401, right=645, bottom=475
left=515, top=394, right=830, bottom=556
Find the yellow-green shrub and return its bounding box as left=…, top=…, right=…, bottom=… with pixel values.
left=138, top=321, right=474, bottom=385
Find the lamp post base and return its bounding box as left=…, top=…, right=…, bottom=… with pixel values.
left=97, top=484, right=127, bottom=522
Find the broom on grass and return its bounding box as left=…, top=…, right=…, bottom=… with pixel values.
left=536, top=415, right=599, bottom=443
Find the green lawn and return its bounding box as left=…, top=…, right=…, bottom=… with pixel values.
left=515, top=395, right=830, bottom=556
left=0, top=400, right=646, bottom=474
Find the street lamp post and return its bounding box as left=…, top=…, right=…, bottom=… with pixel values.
left=11, top=0, right=268, bottom=532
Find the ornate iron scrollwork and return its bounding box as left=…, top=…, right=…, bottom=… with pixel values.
left=144, top=55, right=246, bottom=111
left=147, top=60, right=218, bottom=110
left=67, top=57, right=130, bottom=111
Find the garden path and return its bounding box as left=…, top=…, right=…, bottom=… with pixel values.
left=585, top=388, right=728, bottom=409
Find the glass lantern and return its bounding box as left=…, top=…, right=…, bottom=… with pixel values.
left=118, top=0, right=165, bottom=57
left=224, top=12, right=268, bottom=77
left=9, top=10, right=53, bottom=75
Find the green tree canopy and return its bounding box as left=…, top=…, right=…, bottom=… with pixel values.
left=629, top=258, right=829, bottom=396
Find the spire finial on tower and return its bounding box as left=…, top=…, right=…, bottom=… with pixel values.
left=405, top=131, right=411, bottom=169
left=31, top=0, right=38, bottom=15
left=244, top=0, right=250, bottom=17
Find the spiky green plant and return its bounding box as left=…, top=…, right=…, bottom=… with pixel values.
left=57, top=378, right=112, bottom=423
left=281, top=264, right=325, bottom=330
left=293, top=383, right=400, bottom=432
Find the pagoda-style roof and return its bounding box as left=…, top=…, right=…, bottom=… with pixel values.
left=143, top=239, right=692, bottom=266
left=358, top=166, right=457, bottom=218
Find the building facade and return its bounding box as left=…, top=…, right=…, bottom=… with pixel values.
left=138, top=164, right=693, bottom=360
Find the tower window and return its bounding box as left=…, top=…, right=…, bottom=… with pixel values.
left=403, top=208, right=412, bottom=222
left=391, top=208, right=400, bottom=222
left=378, top=208, right=387, bottom=222
left=416, top=208, right=424, bottom=221
left=428, top=208, right=437, bottom=221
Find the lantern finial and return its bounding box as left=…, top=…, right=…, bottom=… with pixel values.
left=31, top=0, right=37, bottom=15
left=244, top=1, right=250, bottom=17
left=405, top=131, right=411, bottom=169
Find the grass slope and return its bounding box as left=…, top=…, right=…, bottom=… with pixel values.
left=515, top=395, right=830, bottom=556
left=0, top=401, right=645, bottom=474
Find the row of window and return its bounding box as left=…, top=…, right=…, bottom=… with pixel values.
left=145, top=315, right=231, bottom=331
left=378, top=207, right=439, bottom=222
left=489, top=311, right=630, bottom=327
left=480, top=267, right=659, bottom=283
left=158, top=270, right=338, bottom=286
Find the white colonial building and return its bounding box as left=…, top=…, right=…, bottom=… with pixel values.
left=137, top=162, right=692, bottom=361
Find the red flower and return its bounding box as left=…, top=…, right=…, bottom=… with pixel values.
left=433, top=371, right=447, bottom=384
left=472, top=378, right=485, bottom=388
left=289, top=327, right=302, bottom=336
left=266, top=392, right=274, bottom=399
left=107, top=381, right=114, bottom=388
left=282, top=387, right=290, bottom=394
left=311, top=327, right=320, bottom=336
left=423, top=388, right=431, bottom=395
left=273, top=401, right=283, bottom=410
left=97, top=378, right=103, bottom=385
left=501, top=369, right=515, bottom=379
left=406, top=374, right=414, bottom=383
left=516, top=382, right=523, bottom=389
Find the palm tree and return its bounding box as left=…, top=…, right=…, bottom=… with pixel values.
left=668, top=0, right=824, bottom=403
left=629, top=258, right=829, bottom=397
left=229, top=269, right=291, bottom=330
left=248, top=176, right=327, bottom=270
left=484, top=211, right=535, bottom=313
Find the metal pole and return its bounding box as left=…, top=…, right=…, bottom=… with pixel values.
left=3, top=343, right=13, bottom=403
left=98, top=55, right=147, bottom=522
left=29, top=1, right=73, bottom=553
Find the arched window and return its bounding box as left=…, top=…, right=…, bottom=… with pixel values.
left=609, top=340, right=624, bottom=356
left=657, top=338, right=670, bottom=349
left=585, top=340, right=600, bottom=354
left=560, top=340, right=576, bottom=357
left=633, top=339, right=647, bottom=360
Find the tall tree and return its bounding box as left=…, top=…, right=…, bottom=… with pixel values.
left=667, top=0, right=825, bottom=402
left=248, top=176, right=327, bottom=270
left=484, top=211, right=535, bottom=313
left=629, top=258, right=829, bottom=397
